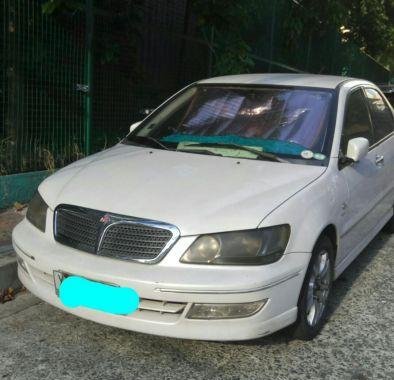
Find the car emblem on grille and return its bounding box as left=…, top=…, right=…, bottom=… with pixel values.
left=99, top=214, right=111, bottom=224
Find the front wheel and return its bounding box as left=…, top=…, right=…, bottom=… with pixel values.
left=383, top=210, right=394, bottom=233
left=292, top=236, right=334, bottom=340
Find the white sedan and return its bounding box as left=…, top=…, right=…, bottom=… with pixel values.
left=13, top=74, right=394, bottom=341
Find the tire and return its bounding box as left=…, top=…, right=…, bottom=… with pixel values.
left=383, top=211, right=394, bottom=233
left=291, top=236, right=334, bottom=340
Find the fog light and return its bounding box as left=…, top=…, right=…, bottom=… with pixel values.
left=186, top=300, right=267, bottom=320
left=16, top=255, right=28, bottom=274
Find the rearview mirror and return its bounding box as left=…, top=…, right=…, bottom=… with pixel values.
left=346, top=137, right=369, bottom=162
left=129, top=121, right=141, bottom=133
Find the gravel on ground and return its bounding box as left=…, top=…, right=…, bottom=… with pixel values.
left=0, top=232, right=393, bottom=380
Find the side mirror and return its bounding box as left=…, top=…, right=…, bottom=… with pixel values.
left=129, top=121, right=141, bottom=133
left=346, top=137, right=369, bottom=162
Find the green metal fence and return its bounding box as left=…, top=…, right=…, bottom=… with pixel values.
left=1, top=0, right=86, bottom=175
left=0, top=0, right=391, bottom=178
left=241, top=0, right=390, bottom=82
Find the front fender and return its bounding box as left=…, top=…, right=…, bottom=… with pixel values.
left=259, top=165, right=348, bottom=257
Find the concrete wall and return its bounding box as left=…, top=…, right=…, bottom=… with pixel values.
left=0, top=171, right=50, bottom=209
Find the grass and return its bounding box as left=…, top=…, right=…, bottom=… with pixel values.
left=0, top=137, right=86, bottom=176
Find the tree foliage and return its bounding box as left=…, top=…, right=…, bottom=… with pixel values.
left=283, top=0, right=393, bottom=70
left=190, top=0, right=254, bottom=75
left=42, top=0, right=393, bottom=73
left=344, top=0, right=394, bottom=69
left=192, top=0, right=393, bottom=73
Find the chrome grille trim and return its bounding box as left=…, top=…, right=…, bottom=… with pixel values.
left=53, top=205, right=180, bottom=264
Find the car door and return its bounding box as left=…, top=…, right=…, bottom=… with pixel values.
left=363, top=87, right=394, bottom=215
left=337, top=87, right=385, bottom=264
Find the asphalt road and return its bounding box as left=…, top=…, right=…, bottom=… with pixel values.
left=0, top=232, right=393, bottom=380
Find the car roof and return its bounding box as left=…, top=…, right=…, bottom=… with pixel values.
left=198, top=73, right=369, bottom=89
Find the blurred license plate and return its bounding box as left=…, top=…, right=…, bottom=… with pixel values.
left=53, top=271, right=139, bottom=315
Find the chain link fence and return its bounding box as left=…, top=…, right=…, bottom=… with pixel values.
left=0, top=0, right=391, bottom=175
left=1, top=0, right=86, bottom=175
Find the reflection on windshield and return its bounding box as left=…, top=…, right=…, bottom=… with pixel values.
left=127, top=85, right=334, bottom=162
left=180, top=87, right=332, bottom=152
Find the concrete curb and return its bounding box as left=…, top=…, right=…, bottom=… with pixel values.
left=0, top=170, right=50, bottom=209
left=0, top=245, right=21, bottom=291
left=0, top=244, right=13, bottom=254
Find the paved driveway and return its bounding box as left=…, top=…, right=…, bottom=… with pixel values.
left=0, top=232, right=393, bottom=380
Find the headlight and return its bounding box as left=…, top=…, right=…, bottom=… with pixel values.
left=26, top=191, right=48, bottom=232
left=180, top=225, right=290, bottom=265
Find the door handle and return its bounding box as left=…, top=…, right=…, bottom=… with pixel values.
left=375, top=155, right=384, bottom=166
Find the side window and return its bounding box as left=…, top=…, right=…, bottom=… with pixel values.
left=341, top=89, right=373, bottom=154
left=364, top=88, right=394, bottom=142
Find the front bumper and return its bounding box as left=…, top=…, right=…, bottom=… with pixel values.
left=13, top=218, right=311, bottom=341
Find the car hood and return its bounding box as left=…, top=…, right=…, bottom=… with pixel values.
left=40, top=144, right=326, bottom=235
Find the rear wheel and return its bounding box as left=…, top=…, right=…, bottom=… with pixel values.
left=292, top=236, right=334, bottom=340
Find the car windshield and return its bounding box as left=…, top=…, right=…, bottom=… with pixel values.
left=124, top=85, right=335, bottom=164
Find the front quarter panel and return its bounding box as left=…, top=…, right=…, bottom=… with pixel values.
left=259, top=164, right=348, bottom=259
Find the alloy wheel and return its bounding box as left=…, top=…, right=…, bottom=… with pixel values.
left=306, top=250, right=331, bottom=327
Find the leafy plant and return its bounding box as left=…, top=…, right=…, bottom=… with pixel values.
left=283, top=0, right=394, bottom=72
left=192, top=0, right=392, bottom=75
left=42, top=0, right=84, bottom=15
left=191, top=0, right=255, bottom=75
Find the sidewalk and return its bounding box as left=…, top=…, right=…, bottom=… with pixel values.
left=0, top=205, right=25, bottom=246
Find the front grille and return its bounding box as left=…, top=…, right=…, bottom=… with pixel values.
left=54, top=205, right=178, bottom=263
left=99, top=223, right=173, bottom=260
left=55, top=207, right=102, bottom=253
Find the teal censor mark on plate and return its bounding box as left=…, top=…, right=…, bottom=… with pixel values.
left=59, top=276, right=140, bottom=315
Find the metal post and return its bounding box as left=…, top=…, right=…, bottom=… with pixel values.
left=268, top=0, right=277, bottom=73
left=306, top=34, right=312, bottom=72
left=84, top=0, right=93, bottom=156
left=208, top=26, right=214, bottom=77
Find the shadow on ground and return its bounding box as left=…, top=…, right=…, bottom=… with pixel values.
left=328, top=230, right=391, bottom=315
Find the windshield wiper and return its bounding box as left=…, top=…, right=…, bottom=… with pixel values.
left=186, top=143, right=288, bottom=163
left=125, top=136, right=172, bottom=150
left=177, top=148, right=223, bottom=157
